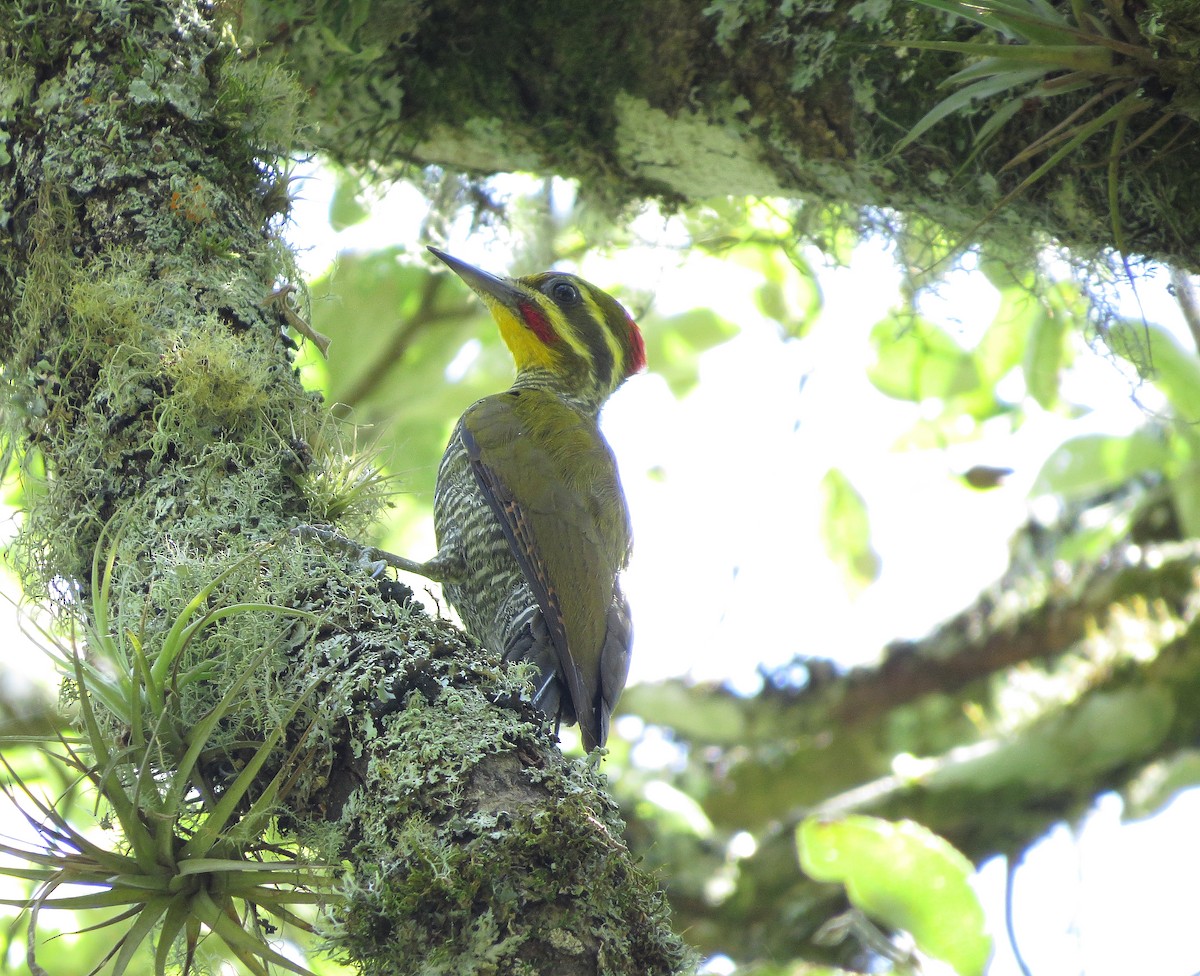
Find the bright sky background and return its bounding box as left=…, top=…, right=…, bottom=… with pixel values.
left=3, top=167, right=1197, bottom=974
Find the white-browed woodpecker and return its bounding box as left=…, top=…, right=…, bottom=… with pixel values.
left=399, top=246, right=645, bottom=751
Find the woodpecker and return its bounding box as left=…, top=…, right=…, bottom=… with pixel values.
left=399, top=246, right=645, bottom=750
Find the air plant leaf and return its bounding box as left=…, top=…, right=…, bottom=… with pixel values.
left=108, top=896, right=171, bottom=976
left=890, top=0, right=1182, bottom=273
left=899, top=40, right=1117, bottom=72
left=178, top=678, right=321, bottom=860
left=893, top=65, right=1047, bottom=153
left=993, top=92, right=1151, bottom=209
left=194, top=889, right=315, bottom=976
left=909, top=0, right=1071, bottom=40
left=1, top=530, right=331, bottom=976
left=154, top=899, right=195, bottom=976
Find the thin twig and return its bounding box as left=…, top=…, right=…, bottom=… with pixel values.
left=1006, top=856, right=1036, bottom=976
left=1171, top=268, right=1200, bottom=353
left=341, top=273, right=462, bottom=406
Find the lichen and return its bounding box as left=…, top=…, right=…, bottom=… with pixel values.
left=614, top=94, right=788, bottom=198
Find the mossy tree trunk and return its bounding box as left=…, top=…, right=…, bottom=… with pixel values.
left=0, top=3, right=687, bottom=973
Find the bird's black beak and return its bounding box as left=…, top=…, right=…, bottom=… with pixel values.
left=428, top=246, right=524, bottom=312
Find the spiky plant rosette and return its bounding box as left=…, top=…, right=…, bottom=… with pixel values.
left=0, top=526, right=333, bottom=976
left=892, top=0, right=1191, bottom=249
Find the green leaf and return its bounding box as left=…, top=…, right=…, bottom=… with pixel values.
left=755, top=279, right=788, bottom=323
left=642, top=308, right=738, bottom=397
left=1108, top=320, right=1200, bottom=423
left=1032, top=431, right=1171, bottom=498
left=899, top=40, right=1114, bottom=71
left=990, top=93, right=1152, bottom=233
left=867, top=316, right=980, bottom=403
left=798, top=815, right=991, bottom=976
left=893, top=65, right=1049, bottom=154
left=310, top=251, right=489, bottom=496
left=194, top=889, right=317, bottom=976
left=1023, top=300, right=1069, bottom=409
left=752, top=242, right=823, bottom=337
left=820, top=469, right=880, bottom=594
left=1170, top=465, right=1200, bottom=538
left=328, top=167, right=369, bottom=232
left=636, top=781, right=714, bottom=839
left=975, top=279, right=1036, bottom=387
left=908, top=0, right=1078, bottom=45
left=110, top=895, right=171, bottom=976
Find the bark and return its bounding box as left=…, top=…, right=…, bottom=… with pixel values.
left=240, top=0, right=1200, bottom=271
left=0, top=3, right=687, bottom=973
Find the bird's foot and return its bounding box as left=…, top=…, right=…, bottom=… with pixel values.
left=292, top=523, right=430, bottom=579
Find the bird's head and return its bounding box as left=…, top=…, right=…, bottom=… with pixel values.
left=429, top=246, right=646, bottom=411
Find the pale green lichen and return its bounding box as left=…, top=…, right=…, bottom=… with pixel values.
left=614, top=93, right=788, bottom=198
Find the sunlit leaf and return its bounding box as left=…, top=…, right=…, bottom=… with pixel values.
left=867, top=316, right=980, bottom=403
left=1032, top=431, right=1171, bottom=498
left=1107, top=320, right=1200, bottom=423
left=328, top=167, right=369, bottom=232
left=309, top=251, right=494, bottom=507
left=890, top=415, right=982, bottom=451
left=759, top=252, right=823, bottom=338
left=820, top=469, right=880, bottom=594
left=756, top=278, right=788, bottom=323
left=975, top=277, right=1037, bottom=386
left=1170, top=465, right=1200, bottom=538
left=636, top=781, right=714, bottom=839
left=798, top=815, right=991, bottom=976
left=642, top=308, right=738, bottom=397
left=1023, top=301, right=1070, bottom=409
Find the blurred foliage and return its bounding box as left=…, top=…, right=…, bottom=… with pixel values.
left=643, top=308, right=739, bottom=397
left=798, top=816, right=990, bottom=976
left=819, top=469, right=881, bottom=594
left=869, top=258, right=1083, bottom=443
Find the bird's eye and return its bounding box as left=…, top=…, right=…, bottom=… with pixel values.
left=548, top=280, right=581, bottom=305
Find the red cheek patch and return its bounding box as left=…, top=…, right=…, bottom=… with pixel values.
left=518, top=301, right=558, bottom=345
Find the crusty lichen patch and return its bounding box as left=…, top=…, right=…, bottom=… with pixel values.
left=332, top=651, right=691, bottom=974
left=614, top=93, right=788, bottom=198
